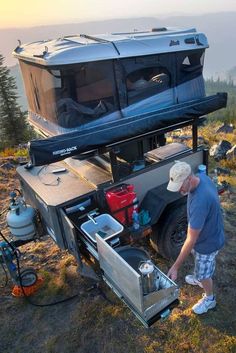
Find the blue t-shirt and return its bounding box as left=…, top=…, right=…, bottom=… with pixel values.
left=187, top=174, right=225, bottom=254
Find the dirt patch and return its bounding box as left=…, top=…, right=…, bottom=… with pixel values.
left=0, top=163, right=236, bottom=353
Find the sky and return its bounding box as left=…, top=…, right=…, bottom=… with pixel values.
left=1, top=0, right=236, bottom=28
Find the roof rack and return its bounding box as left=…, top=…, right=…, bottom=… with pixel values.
left=111, top=30, right=149, bottom=35
left=80, top=34, right=120, bottom=55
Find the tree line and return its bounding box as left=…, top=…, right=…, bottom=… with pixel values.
left=0, top=54, right=35, bottom=150
left=205, top=78, right=236, bottom=123
left=0, top=52, right=236, bottom=150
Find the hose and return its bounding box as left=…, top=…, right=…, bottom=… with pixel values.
left=0, top=230, right=79, bottom=306
left=0, top=231, right=112, bottom=307
left=13, top=188, right=22, bottom=196
left=0, top=262, right=9, bottom=288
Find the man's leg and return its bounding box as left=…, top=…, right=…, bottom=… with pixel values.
left=200, top=277, right=213, bottom=296
left=185, top=250, right=203, bottom=287
left=191, top=251, right=218, bottom=314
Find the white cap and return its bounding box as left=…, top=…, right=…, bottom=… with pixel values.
left=167, top=161, right=191, bottom=192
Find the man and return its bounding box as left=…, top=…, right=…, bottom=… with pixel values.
left=167, top=161, right=224, bottom=314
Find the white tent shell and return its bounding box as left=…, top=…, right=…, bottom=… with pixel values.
left=13, top=27, right=208, bottom=66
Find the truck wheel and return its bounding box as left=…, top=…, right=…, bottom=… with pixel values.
left=150, top=202, right=187, bottom=260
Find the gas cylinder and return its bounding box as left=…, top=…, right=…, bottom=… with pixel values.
left=6, top=192, right=36, bottom=240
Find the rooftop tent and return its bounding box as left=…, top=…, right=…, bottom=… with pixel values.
left=19, top=48, right=206, bottom=137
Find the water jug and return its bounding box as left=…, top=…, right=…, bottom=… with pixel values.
left=198, top=164, right=206, bottom=174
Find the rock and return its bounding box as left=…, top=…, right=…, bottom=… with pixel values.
left=209, top=144, right=220, bottom=158
left=0, top=162, right=15, bottom=170
left=215, top=166, right=231, bottom=176
left=219, top=140, right=232, bottom=151
left=172, top=135, right=205, bottom=142
left=209, top=140, right=232, bottom=161
left=216, top=123, right=234, bottom=134
left=226, top=145, right=236, bottom=160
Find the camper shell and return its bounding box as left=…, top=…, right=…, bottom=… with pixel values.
left=13, top=27, right=227, bottom=326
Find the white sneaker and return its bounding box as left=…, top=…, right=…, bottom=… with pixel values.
left=192, top=294, right=216, bottom=314
left=185, top=275, right=203, bottom=288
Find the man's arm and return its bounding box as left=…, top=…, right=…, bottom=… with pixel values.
left=167, top=227, right=200, bottom=281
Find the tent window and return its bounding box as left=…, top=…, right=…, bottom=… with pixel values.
left=126, top=66, right=170, bottom=105
left=74, top=62, right=115, bottom=108
left=120, top=54, right=173, bottom=106
left=182, top=57, right=191, bottom=66
left=56, top=60, right=116, bottom=127
left=19, top=61, right=59, bottom=124
left=19, top=60, right=117, bottom=128
left=177, top=50, right=205, bottom=84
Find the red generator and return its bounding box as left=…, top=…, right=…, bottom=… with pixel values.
left=105, top=184, right=137, bottom=226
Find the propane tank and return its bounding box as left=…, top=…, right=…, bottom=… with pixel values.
left=6, top=191, right=36, bottom=241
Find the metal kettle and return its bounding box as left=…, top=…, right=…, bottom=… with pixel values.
left=138, top=260, right=159, bottom=295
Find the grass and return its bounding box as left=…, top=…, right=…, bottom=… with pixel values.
left=199, top=123, right=236, bottom=146
left=0, top=147, right=29, bottom=158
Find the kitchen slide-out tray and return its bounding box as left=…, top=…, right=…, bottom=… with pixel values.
left=80, top=213, right=124, bottom=243
left=96, top=234, right=179, bottom=327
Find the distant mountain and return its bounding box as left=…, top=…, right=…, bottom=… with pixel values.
left=1, top=12, right=236, bottom=78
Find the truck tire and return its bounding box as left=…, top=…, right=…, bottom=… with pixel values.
left=150, top=201, right=187, bottom=260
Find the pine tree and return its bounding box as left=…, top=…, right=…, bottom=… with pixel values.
left=0, top=54, right=33, bottom=148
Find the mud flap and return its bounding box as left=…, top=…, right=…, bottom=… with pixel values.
left=140, top=182, right=184, bottom=225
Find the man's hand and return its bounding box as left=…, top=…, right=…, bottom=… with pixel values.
left=167, top=226, right=200, bottom=281
left=167, top=265, right=178, bottom=281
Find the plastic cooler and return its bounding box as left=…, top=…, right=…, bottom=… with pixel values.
left=105, top=184, right=137, bottom=225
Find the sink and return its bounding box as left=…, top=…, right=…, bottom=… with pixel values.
left=80, top=214, right=124, bottom=243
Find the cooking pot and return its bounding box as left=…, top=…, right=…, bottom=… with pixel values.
left=115, top=246, right=150, bottom=271
left=138, top=260, right=160, bottom=295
